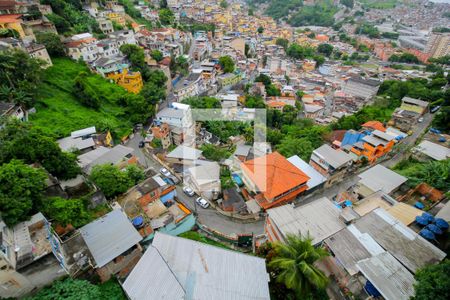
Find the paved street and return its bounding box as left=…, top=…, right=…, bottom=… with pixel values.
left=126, top=112, right=432, bottom=236
left=126, top=133, right=265, bottom=235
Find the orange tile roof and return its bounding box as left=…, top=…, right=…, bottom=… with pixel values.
left=0, top=14, right=22, bottom=24
left=362, top=121, right=386, bottom=132
left=241, top=152, right=309, bottom=200
left=267, top=101, right=287, bottom=108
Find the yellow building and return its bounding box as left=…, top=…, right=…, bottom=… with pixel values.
left=107, top=69, right=143, bottom=94
left=0, top=14, right=25, bottom=38
left=106, top=12, right=126, bottom=27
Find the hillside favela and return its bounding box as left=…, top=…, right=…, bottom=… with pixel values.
left=0, top=0, right=449, bottom=299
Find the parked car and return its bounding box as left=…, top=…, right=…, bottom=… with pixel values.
left=418, top=117, right=424, bottom=123
left=160, top=167, right=171, bottom=177
left=138, top=141, right=145, bottom=148
left=195, top=197, right=210, bottom=209
left=168, top=175, right=180, bottom=184
left=183, top=186, right=195, bottom=197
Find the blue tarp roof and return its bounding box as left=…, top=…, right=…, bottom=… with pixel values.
left=419, top=229, right=435, bottom=240
left=341, top=130, right=366, bottom=147
left=435, top=218, right=449, bottom=230
left=427, top=224, right=443, bottom=235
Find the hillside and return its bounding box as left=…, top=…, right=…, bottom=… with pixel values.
left=30, top=58, right=133, bottom=139
left=247, top=0, right=338, bottom=26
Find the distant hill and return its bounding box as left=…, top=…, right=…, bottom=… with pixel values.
left=247, top=0, right=339, bottom=27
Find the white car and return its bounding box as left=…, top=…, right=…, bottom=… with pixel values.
left=418, top=117, right=424, bottom=123
left=160, top=168, right=171, bottom=177
left=195, top=197, right=210, bottom=209
left=183, top=186, right=195, bottom=197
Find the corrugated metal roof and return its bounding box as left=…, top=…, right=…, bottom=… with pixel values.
left=71, top=126, right=96, bottom=138
left=268, top=197, right=345, bottom=245
left=354, top=208, right=446, bottom=273
left=357, top=252, right=415, bottom=300
left=313, top=144, right=353, bottom=169
left=80, top=209, right=142, bottom=268
left=358, top=165, right=407, bottom=194
left=123, top=246, right=185, bottom=300
left=415, top=140, right=450, bottom=161
left=124, top=232, right=270, bottom=300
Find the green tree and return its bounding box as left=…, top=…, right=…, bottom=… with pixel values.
left=257, top=26, right=264, bottom=34
left=120, top=44, right=146, bottom=70
left=125, top=164, right=145, bottom=185
left=150, top=49, right=164, bottom=62
left=286, top=43, right=315, bottom=59
left=35, top=32, right=65, bottom=57
left=73, top=71, right=101, bottom=109
left=25, top=278, right=102, bottom=300
left=220, top=0, right=228, bottom=9
left=248, top=8, right=254, bottom=16
left=0, top=120, right=81, bottom=180
left=219, top=55, right=235, bottom=73
left=46, top=13, right=71, bottom=33
left=317, top=43, right=333, bottom=56
left=245, top=95, right=266, bottom=108
left=413, top=260, right=450, bottom=300
left=0, top=160, right=47, bottom=226
left=201, top=144, right=232, bottom=161
left=277, top=137, right=314, bottom=161
left=341, top=0, right=354, bottom=9
left=159, top=8, right=175, bottom=25
left=40, top=197, right=91, bottom=228
left=89, top=164, right=134, bottom=199
left=255, top=74, right=272, bottom=86
left=268, top=234, right=329, bottom=299
left=182, top=96, right=221, bottom=108
left=266, top=84, right=281, bottom=96
left=0, top=49, right=43, bottom=108
left=276, top=38, right=289, bottom=50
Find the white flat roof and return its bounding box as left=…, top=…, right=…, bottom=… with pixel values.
left=287, top=155, right=326, bottom=190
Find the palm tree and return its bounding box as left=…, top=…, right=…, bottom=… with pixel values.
left=268, top=234, right=329, bottom=298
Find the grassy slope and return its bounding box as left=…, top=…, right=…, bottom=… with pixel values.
left=30, top=58, right=132, bottom=139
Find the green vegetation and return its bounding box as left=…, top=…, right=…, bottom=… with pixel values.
left=248, top=0, right=337, bottom=26
left=30, top=58, right=133, bottom=138
left=159, top=8, right=175, bottom=25
left=392, top=159, right=450, bottom=191
left=381, top=31, right=399, bottom=40
left=119, top=0, right=154, bottom=29
left=0, top=49, right=44, bottom=108
left=220, top=0, right=229, bottom=9
left=0, top=160, right=47, bottom=226
left=26, top=278, right=126, bottom=300
left=276, top=38, right=289, bottom=50
left=341, top=0, right=354, bottom=9
left=257, top=235, right=329, bottom=299
left=201, top=144, right=232, bottom=161
left=428, top=55, right=450, bottom=66
left=219, top=55, right=235, bottom=73
left=178, top=231, right=231, bottom=249
left=220, top=167, right=234, bottom=189
left=432, top=27, right=450, bottom=33
left=255, top=74, right=281, bottom=96
left=389, top=53, right=420, bottom=64
left=356, top=23, right=380, bottom=38
left=40, top=197, right=91, bottom=228
left=413, top=260, right=450, bottom=300
left=89, top=164, right=144, bottom=199
left=35, top=32, right=66, bottom=57
left=182, top=96, right=221, bottom=108
left=150, top=49, right=164, bottom=62
left=206, top=121, right=251, bottom=143
left=0, top=120, right=81, bottom=180
left=317, top=43, right=333, bottom=57
left=360, top=0, right=398, bottom=9
left=41, top=0, right=101, bottom=35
